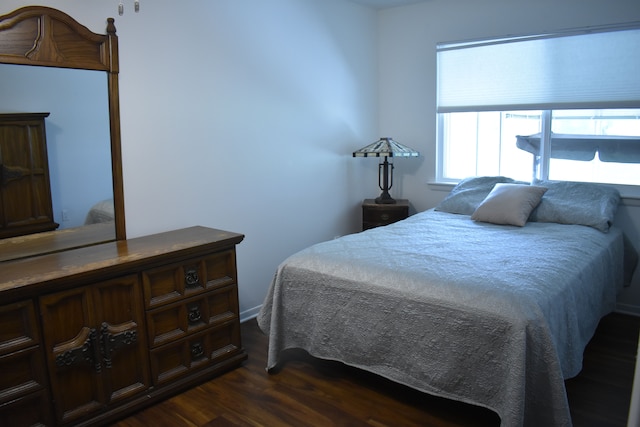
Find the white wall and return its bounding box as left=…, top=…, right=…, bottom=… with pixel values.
left=377, top=0, right=640, bottom=314
left=1, top=0, right=379, bottom=319
left=4, top=0, right=640, bottom=316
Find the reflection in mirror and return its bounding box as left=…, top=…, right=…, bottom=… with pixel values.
left=0, top=63, right=114, bottom=232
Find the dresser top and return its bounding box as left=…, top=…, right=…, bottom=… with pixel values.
left=0, top=226, right=244, bottom=301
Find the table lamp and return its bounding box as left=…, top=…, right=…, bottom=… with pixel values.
left=353, top=137, right=419, bottom=204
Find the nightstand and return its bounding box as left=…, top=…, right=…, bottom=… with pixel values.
left=362, top=199, right=409, bottom=230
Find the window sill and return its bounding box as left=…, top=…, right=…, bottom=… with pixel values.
left=427, top=181, right=456, bottom=192
left=621, top=197, right=640, bottom=207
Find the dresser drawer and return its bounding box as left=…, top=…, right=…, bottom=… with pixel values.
left=149, top=321, right=241, bottom=386
left=142, top=250, right=237, bottom=309
left=362, top=205, right=408, bottom=223
left=147, top=285, right=240, bottom=348
left=0, top=388, right=54, bottom=427
left=0, top=346, right=48, bottom=404
left=362, top=208, right=407, bottom=224
left=362, top=199, right=409, bottom=230
left=0, top=300, right=40, bottom=356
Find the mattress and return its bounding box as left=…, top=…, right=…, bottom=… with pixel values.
left=257, top=209, right=626, bottom=426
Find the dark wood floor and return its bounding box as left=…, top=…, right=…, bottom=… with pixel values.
left=113, top=312, right=640, bottom=427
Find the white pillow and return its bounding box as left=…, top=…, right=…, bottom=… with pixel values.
left=434, top=176, right=523, bottom=215
left=471, top=183, right=548, bottom=226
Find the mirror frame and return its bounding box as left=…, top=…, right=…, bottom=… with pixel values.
left=0, top=5, right=125, bottom=242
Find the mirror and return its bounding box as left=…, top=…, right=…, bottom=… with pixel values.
left=0, top=6, right=125, bottom=260
left=0, top=64, right=113, bottom=231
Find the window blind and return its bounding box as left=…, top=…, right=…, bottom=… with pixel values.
left=436, top=24, right=640, bottom=113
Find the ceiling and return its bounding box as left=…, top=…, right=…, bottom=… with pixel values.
left=347, top=0, right=430, bottom=9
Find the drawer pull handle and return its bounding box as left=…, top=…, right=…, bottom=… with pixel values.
left=187, top=306, right=202, bottom=324
left=55, top=328, right=101, bottom=373
left=100, top=322, right=138, bottom=369
left=191, top=342, right=204, bottom=359
left=381, top=214, right=390, bottom=221
left=185, top=268, right=201, bottom=288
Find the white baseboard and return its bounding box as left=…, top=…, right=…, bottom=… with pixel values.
left=616, top=303, right=640, bottom=317
left=240, top=304, right=262, bottom=323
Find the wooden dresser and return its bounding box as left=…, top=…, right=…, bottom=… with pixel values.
left=0, top=113, right=59, bottom=239
left=0, top=226, right=246, bottom=426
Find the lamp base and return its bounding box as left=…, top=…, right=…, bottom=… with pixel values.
left=375, top=192, right=396, bottom=204
left=374, top=157, right=396, bottom=204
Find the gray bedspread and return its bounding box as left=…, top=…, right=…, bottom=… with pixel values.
left=257, top=209, right=625, bottom=426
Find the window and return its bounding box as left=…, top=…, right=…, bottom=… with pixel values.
left=440, top=109, right=640, bottom=185
left=436, top=23, right=640, bottom=194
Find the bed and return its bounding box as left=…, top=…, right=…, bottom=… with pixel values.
left=84, top=198, right=115, bottom=225
left=257, top=177, right=636, bottom=427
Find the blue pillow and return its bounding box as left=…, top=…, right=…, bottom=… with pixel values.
left=435, top=176, right=526, bottom=215
left=529, top=180, right=620, bottom=232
